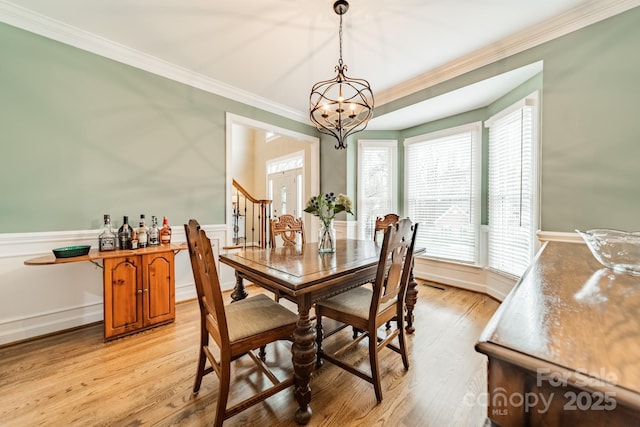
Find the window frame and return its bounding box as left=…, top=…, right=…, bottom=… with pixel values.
left=404, top=122, right=482, bottom=265
left=356, top=139, right=398, bottom=240
left=486, top=91, right=540, bottom=278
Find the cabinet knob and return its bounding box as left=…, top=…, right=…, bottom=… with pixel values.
left=137, top=289, right=143, bottom=294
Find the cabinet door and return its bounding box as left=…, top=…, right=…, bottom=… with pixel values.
left=142, top=252, right=175, bottom=326
left=103, top=257, right=143, bottom=340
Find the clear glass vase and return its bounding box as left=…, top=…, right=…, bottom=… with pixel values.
left=318, top=219, right=336, bottom=253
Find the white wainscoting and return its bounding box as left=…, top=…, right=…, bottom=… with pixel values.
left=0, top=226, right=581, bottom=345
left=0, top=224, right=236, bottom=346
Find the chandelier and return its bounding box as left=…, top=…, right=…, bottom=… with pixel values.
left=309, top=0, right=374, bottom=150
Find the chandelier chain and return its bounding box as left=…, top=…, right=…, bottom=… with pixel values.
left=338, top=13, right=344, bottom=67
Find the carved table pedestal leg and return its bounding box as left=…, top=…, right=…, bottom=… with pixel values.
left=292, top=294, right=316, bottom=425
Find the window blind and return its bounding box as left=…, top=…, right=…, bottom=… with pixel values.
left=357, top=140, right=397, bottom=240
left=487, top=101, right=535, bottom=277
left=405, top=123, right=480, bottom=264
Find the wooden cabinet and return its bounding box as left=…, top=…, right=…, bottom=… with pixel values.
left=25, top=244, right=184, bottom=342
left=103, top=250, right=175, bottom=340
left=476, top=242, right=640, bottom=426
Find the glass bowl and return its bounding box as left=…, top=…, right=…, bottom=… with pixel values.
left=576, top=229, right=640, bottom=276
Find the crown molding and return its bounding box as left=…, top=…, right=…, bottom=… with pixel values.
left=0, top=0, right=308, bottom=124
left=1, top=0, right=638, bottom=123
left=375, top=0, right=640, bottom=107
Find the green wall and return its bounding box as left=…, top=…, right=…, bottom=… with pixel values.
left=359, top=6, right=640, bottom=232
left=538, top=9, right=640, bottom=231
left=0, top=23, right=315, bottom=232
left=2, top=6, right=640, bottom=234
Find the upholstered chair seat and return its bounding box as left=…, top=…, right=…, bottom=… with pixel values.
left=225, top=294, right=298, bottom=342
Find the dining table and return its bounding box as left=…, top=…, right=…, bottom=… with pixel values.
left=218, top=239, right=422, bottom=424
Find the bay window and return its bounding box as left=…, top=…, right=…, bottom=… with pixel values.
left=405, top=123, right=481, bottom=264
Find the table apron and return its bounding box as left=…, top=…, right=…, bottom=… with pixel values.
left=232, top=265, right=377, bottom=302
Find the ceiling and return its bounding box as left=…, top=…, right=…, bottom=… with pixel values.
left=2, top=0, right=635, bottom=131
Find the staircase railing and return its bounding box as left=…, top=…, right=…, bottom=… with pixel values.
left=227, top=179, right=272, bottom=250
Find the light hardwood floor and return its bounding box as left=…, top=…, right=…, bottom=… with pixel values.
left=0, top=282, right=499, bottom=426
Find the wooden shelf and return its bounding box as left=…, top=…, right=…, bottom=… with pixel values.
left=24, top=243, right=187, bottom=266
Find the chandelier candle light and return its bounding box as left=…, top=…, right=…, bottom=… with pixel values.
left=304, top=192, right=354, bottom=253
left=309, top=0, right=374, bottom=150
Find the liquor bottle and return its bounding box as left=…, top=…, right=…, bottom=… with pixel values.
left=160, top=216, right=172, bottom=245
left=138, top=214, right=148, bottom=249
left=131, top=230, right=139, bottom=250
left=118, top=215, right=133, bottom=250
left=98, top=214, right=116, bottom=251
left=148, top=215, right=160, bottom=246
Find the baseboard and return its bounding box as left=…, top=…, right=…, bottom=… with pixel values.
left=0, top=302, right=103, bottom=345
left=175, top=281, right=197, bottom=302
left=413, top=256, right=489, bottom=295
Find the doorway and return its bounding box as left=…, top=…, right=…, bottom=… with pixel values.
left=268, top=152, right=304, bottom=218
left=269, top=168, right=303, bottom=218
left=225, top=113, right=320, bottom=245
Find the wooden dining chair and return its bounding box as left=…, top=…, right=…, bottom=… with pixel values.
left=315, top=218, right=418, bottom=402
left=184, top=219, right=298, bottom=427
left=270, top=214, right=305, bottom=248
left=373, top=213, right=400, bottom=242
left=267, top=214, right=305, bottom=303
